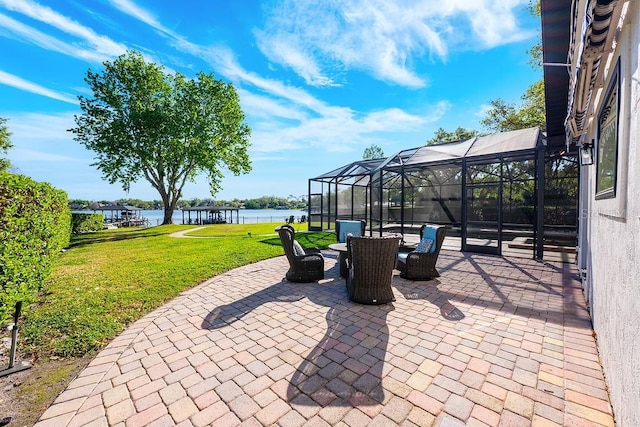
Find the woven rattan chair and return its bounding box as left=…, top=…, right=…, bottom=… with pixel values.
left=276, top=225, right=324, bottom=283
left=397, top=224, right=448, bottom=280
left=346, top=234, right=400, bottom=305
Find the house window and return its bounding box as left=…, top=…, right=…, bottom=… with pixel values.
left=595, top=59, right=620, bottom=199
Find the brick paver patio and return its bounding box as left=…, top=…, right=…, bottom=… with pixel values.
left=34, top=251, right=615, bottom=426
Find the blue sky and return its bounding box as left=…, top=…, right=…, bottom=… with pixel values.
left=0, top=0, right=541, bottom=202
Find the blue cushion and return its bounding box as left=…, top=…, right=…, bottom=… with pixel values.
left=420, top=225, right=439, bottom=253
left=338, top=221, right=362, bottom=243
left=292, top=240, right=305, bottom=256
left=397, top=252, right=408, bottom=263
left=415, top=238, right=433, bottom=253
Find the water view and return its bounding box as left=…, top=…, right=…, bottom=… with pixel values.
left=140, top=208, right=307, bottom=226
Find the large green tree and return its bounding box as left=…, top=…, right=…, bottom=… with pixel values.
left=71, top=51, right=252, bottom=224
left=0, top=117, right=12, bottom=173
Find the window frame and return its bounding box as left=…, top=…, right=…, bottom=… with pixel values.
left=595, top=59, right=620, bottom=200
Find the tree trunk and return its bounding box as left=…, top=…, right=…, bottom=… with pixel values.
left=162, top=204, right=174, bottom=225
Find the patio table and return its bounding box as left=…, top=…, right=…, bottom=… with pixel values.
left=328, top=243, right=348, bottom=278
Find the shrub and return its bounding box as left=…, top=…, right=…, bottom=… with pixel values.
left=0, top=173, right=71, bottom=325
left=71, top=213, right=103, bottom=234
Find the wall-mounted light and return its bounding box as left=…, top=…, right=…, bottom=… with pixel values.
left=580, top=139, right=595, bottom=166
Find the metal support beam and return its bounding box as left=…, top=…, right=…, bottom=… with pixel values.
left=535, top=148, right=545, bottom=260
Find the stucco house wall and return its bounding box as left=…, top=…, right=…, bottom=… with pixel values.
left=578, top=2, right=640, bottom=425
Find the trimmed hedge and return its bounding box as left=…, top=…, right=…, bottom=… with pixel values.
left=0, top=173, right=71, bottom=325
left=71, top=212, right=104, bottom=234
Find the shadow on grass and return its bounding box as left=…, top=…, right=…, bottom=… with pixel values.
left=68, top=228, right=169, bottom=249
left=259, top=232, right=334, bottom=249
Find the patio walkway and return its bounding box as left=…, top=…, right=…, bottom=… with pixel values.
left=34, top=251, right=614, bottom=427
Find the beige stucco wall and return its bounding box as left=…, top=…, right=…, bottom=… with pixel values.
left=580, top=2, right=640, bottom=425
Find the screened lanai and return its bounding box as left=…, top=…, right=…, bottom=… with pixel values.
left=308, top=127, right=578, bottom=260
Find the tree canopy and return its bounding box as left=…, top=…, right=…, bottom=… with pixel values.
left=0, top=117, right=12, bottom=173
left=362, top=144, right=385, bottom=159
left=426, top=127, right=479, bottom=146
left=481, top=80, right=546, bottom=133
left=70, top=51, right=252, bottom=224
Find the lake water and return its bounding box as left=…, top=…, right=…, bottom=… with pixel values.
left=140, top=209, right=306, bottom=226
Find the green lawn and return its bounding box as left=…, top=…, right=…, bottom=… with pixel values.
left=22, top=223, right=335, bottom=360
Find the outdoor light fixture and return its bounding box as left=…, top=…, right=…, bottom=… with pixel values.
left=580, top=139, right=595, bottom=166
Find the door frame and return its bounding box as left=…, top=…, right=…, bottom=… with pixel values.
left=462, top=160, right=503, bottom=255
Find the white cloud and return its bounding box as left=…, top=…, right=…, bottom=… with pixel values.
left=254, top=31, right=337, bottom=87
left=0, top=70, right=78, bottom=104
left=4, top=111, right=77, bottom=142
left=255, top=0, right=534, bottom=87
left=248, top=100, right=450, bottom=154
left=107, top=0, right=176, bottom=38
left=0, top=0, right=127, bottom=59
left=194, top=45, right=333, bottom=116
left=475, top=103, right=493, bottom=118
left=181, top=45, right=451, bottom=155
left=438, top=0, right=535, bottom=46
left=250, top=155, right=287, bottom=162
left=0, top=13, right=110, bottom=62
left=236, top=89, right=307, bottom=121
left=10, top=148, right=79, bottom=162
left=4, top=111, right=89, bottom=174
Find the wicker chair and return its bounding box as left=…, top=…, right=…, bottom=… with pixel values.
left=396, top=224, right=448, bottom=280
left=346, top=234, right=400, bottom=305
left=276, top=225, right=324, bottom=283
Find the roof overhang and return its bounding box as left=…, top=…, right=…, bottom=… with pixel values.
left=541, top=0, right=572, bottom=151
left=542, top=0, right=628, bottom=151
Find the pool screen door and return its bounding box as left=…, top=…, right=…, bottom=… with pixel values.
left=464, top=161, right=502, bottom=255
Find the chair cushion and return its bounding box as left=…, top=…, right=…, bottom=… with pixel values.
left=421, top=225, right=439, bottom=253
left=415, top=238, right=433, bottom=253
left=397, top=252, right=408, bottom=263
left=338, top=221, right=363, bottom=243
left=292, top=240, right=306, bottom=256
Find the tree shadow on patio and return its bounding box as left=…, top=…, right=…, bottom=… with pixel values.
left=200, top=270, right=395, bottom=409
left=286, top=303, right=394, bottom=409
left=201, top=279, right=310, bottom=329
left=393, top=278, right=465, bottom=321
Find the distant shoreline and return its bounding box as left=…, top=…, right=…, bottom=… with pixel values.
left=74, top=208, right=308, bottom=226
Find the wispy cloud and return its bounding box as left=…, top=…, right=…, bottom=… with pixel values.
left=248, top=100, right=450, bottom=154
left=0, top=13, right=110, bottom=62
left=107, top=0, right=176, bottom=38
left=10, top=148, right=80, bottom=162
left=0, top=70, right=78, bottom=104
left=4, top=112, right=88, bottom=170
left=255, top=0, right=534, bottom=87
left=3, top=111, right=77, bottom=141
left=254, top=31, right=338, bottom=87
left=442, top=0, right=534, bottom=47
left=0, top=0, right=126, bottom=59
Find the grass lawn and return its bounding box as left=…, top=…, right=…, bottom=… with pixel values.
left=22, top=223, right=335, bottom=360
